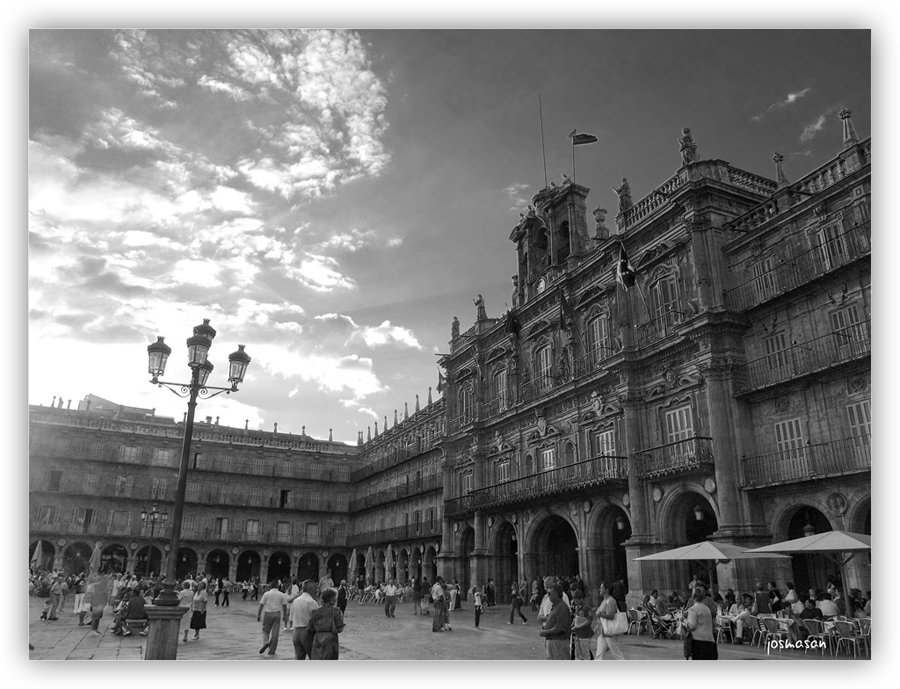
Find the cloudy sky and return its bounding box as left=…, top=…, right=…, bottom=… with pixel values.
left=28, top=27, right=871, bottom=443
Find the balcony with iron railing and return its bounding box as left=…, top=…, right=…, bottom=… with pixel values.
left=635, top=310, right=686, bottom=349
left=724, top=222, right=871, bottom=312
left=349, top=473, right=443, bottom=512
left=741, top=436, right=870, bottom=489
left=734, top=322, right=870, bottom=395
left=346, top=522, right=442, bottom=547
left=449, top=411, right=476, bottom=433
left=574, top=347, right=616, bottom=378
left=444, top=454, right=627, bottom=517
left=635, top=437, right=714, bottom=480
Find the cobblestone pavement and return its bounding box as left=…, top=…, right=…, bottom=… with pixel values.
left=27, top=597, right=863, bottom=661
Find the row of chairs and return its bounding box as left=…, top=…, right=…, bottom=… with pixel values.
left=721, top=615, right=870, bottom=658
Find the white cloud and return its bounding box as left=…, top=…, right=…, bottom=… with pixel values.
left=800, top=114, right=827, bottom=142
left=356, top=320, right=422, bottom=350
left=292, top=253, right=357, bottom=292
left=170, top=259, right=221, bottom=287
left=751, top=87, right=813, bottom=122
left=254, top=345, right=386, bottom=400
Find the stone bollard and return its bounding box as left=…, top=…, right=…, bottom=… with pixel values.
left=144, top=605, right=189, bottom=660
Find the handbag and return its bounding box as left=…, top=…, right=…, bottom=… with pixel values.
left=600, top=611, right=629, bottom=636
left=683, top=630, right=693, bottom=659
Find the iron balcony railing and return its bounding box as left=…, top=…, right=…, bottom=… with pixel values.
left=741, top=436, right=870, bottom=489
left=574, top=347, right=616, bottom=377
left=346, top=522, right=442, bottom=547
left=725, top=222, right=871, bottom=312
left=444, top=454, right=627, bottom=517
left=349, top=474, right=443, bottom=512
left=636, top=310, right=685, bottom=349
left=449, top=412, right=476, bottom=432
left=735, top=322, right=870, bottom=394
left=635, top=437, right=714, bottom=480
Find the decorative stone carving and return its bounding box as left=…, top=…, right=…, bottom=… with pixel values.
left=704, top=478, right=717, bottom=494
left=583, top=499, right=592, bottom=513
left=774, top=396, right=791, bottom=413
left=474, top=294, right=487, bottom=321
left=451, top=316, right=460, bottom=340
left=590, top=391, right=603, bottom=414
left=826, top=492, right=848, bottom=517
left=652, top=487, right=663, bottom=503
left=593, top=207, right=609, bottom=238
left=621, top=492, right=630, bottom=507
left=679, top=127, right=698, bottom=166
left=849, top=377, right=868, bottom=393
left=613, top=177, right=633, bottom=213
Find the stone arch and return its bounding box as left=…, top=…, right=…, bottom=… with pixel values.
left=655, top=483, right=721, bottom=544
left=135, top=544, right=164, bottom=578
left=562, top=439, right=576, bottom=465
left=102, top=543, right=129, bottom=575
left=206, top=549, right=230, bottom=580
left=29, top=539, right=55, bottom=571
left=770, top=502, right=836, bottom=542
left=774, top=504, right=838, bottom=595
left=845, top=494, right=871, bottom=535
left=297, top=551, right=319, bottom=582
left=592, top=503, right=633, bottom=589
left=525, top=508, right=580, bottom=579
left=267, top=550, right=291, bottom=584
left=396, top=547, right=410, bottom=583
left=236, top=550, right=261, bottom=582
left=327, top=552, right=348, bottom=585
left=491, top=519, right=519, bottom=600
left=62, top=541, right=93, bottom=576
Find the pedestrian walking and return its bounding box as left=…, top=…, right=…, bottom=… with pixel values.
left=570, top=590, right=594, bottom=660
left=411, top=577, right=422, bottom=615
left=538, top=584, right=571, bottom=660
left=431, top=577, right=446, bottom=632
left=289, top=580, right=319, bottom=660
left=222, top=577, right=230, bottom=606
left=178, top=581, right=194, bottom=643
left=308, top=587, right=345, bottom=660
left=384, top=578, right=398, bottom=617
left=257, top=580, right=287, bottom=656
left=473, top=585, right=484, bottom=629
left=420, top=577, right=431, bottom=615
left=46, top=576, right=63, bottom=620
left=241, top=580, right=249, bottom=601
left=73, top=575, right=89, bottom=626
left=88, top=575, right=110, bottom=636
left=214, top=577, right=222, bottom=606
left=509, top=580, right=528, bottom=624
left=337, top=580, right=348, bottom=616
left=595, top=581, right=625, bottom=660
left=190, top=581, right=209, bottom=640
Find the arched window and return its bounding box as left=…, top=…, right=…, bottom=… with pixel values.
left=457, top=384, right=473, bottom=422
left=563, top=441, right=576, bottom=466
left=651, top=274, right=679, bottom=320
left=536, top=345, right=553, bottom=389
left=493, top=368, right=508, bottom=410
left=587, top=313, right=610, bottom=360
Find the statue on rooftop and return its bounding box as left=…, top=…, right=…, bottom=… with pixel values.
left=451, top=316, right=460, bottom=340
left=612, top=178, right=633, bottom=214
left=474, top=294, right=487, bottom=321
left=679, top=127, right=698, bottom=166
left=511, top=275, right=519, bottom=308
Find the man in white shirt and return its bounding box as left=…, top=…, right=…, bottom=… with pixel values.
left=284, top=578, right=301, bottom=631
left=816, top=593, right=840, bottom=618
left=257, top=581, right=287, bottom=656
left=290, top=580, right=319, bottom=660
left=431, top=578, right=446, bottom=632
left=384, top=578, right=398, bottom=618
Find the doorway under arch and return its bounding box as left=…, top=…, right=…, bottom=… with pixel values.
left=237, top=551, right=261, bottom=582
left=207, top=549, right=230, bottom=579
left=327, top=553, right=348, bottom=584
left=102, top=544, right=129, bottom=575
left=268, top=551, right=291, bottom=583
left=663, top=494, right=719, bottom=590
left=494, top=522, right=519, bottom=602
left=136, top=545, right=163, bottom=577
left=532, top=515, right=579, bottom=579
left=596, top=507, right=631, bottom=590
left=297, top=552, right=319, bottom=582
left=176, top=547, right=198, bottom=579
left=785, top=506, right=836, bottom=594
left=63, top=541, right=92, bottom=576
left=29, top=540, right=55, bottom=571
left=459, top=527, right=475, bottom=595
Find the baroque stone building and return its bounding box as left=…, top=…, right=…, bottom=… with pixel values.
left=437, top=111, right=870, bottom=605
left=30, top=112, right=870, bottom=607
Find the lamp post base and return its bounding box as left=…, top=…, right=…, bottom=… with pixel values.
left=144, top=605, right=189, bottom=660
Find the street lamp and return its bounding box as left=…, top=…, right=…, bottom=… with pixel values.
left=143, top=319, right=250, bottom=659
left=140, top=503, right=168, bottom=576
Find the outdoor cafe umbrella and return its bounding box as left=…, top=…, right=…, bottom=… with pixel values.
left=744, top=530, right=871, bottom=611
left=30, top=540, right=43, bottom=570
left=88, top=541, right=102, bottom=575
left=384, top=544, right=395, bottom=581
left=348, top=547, right=357, bottom=582
left=634, top=541, right=790, bottom=590
left=364, top=546, right=374, bottom=583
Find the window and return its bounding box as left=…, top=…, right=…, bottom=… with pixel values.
left=71, top=507, right=94, bottom=534
left=587, top=315, right=610, bottom=358
left=280, top=489, right=292, bottom=509
left=651, top=275, right=679, bottom=320
left=247, top=487, right=265, bottom=506
left=83, top=473, right=98, bottom=493
left=831, top=304, right=866, bottom=355
left=665, top=406, right=694, bottom=444
left=458, top=385, right=473, bottom=421
left=493, top=369, right=508, bottom=409
left=47, top=470, right=62, bottom=492
left=245, top=519, right=260, bottom=539
left=333, top=523, right=347, bottom=541
left=593, top=429, right=616, bottom=457
left=540, top=447, right=556, bottom=471
left=36, top=505, right=58, bottom=525
left=152, top=448, right=175, bottom=467
left=429, top=507, right=435, bottom=529
left=90, top=442, right=103, bottom=460
left=414, top=510, right=421, bottom=534
left=151, top=478, right=167, bottom=500
left=817, top=222, right=848, bottom=271
left=460, top=472, right=473, bottom=495
left=537, top=345, right=553, bottom=386
left=774, top=418, right=806, bottom=460
left=763, top=333, right=790, bottom=372
left=182, top=514, right=198, bottom=536
left=186, top=482, right=200, bottom=501
left=214, top=517, right=230, bottom=538
left=847, top=400, right=871, bottom=466
left=752, top=257, right=777, bottom=301
left=115, top=475, right=134, bottom=497
left=121, top=445, right=140, bottom=463
left=304, top=522, right=319, bottom=542
left=498, top=460, right=510, bottom=482
left=109, top=510, right=131, bottom=534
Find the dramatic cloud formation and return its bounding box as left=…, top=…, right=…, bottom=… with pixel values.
left=751, top=87, right=813, bottom=122
left=800, top=114, right=828, bottom=142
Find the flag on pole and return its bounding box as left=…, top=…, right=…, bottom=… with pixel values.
left=616, top=244, right=637, bottom=290
left=504, top=309, right=519, bottom=338
left=558, top=290, right=577, bottom=330
left=569, top=130, right=599, bottom=145
left=437, top=370, right=446, bottom=394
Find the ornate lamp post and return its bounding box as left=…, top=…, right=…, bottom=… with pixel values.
left=143, top=319, right=251, bottom=659
left=140, top=503, right=168, bottom=577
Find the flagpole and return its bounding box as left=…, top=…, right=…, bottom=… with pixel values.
left=572, top=138, right=576, bottom=185
left=539, top=94, right=548, bottom=187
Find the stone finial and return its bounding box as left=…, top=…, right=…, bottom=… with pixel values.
left=404, top=402, right=409, bottom=420
left=839, top=108, right=859, bottom=148
left=245, top=419, right=249, bottom=430
left=394, top=409, right=399, bottom=426
left=773, top=152, right=789, bottom=188
left=374, top=421, right=379, bottom=437
left=428, top=386, right=433, bottom=404
left=451, top=316, right=460, bottom=340
left=367, top=426, right=372, bottom=441
left=679, top=127, right=698, bottom=166
left=52, top=396, right=56, bottom=407
left=67, top=399, right=72, bottom=409
left=215, top=416, right=219, bottom=426
left=273, top=422, right=278, bottom=435
left=592, top=207, right=609, bottom=238
left=415, top=394, right=420, bottom=412
left=384, top=415, right=388, bottom=431
left=329, top=428, right=333, bottom=441
left=357, top=430, right=363, bottom=445
left=302, top=425, right=306, bottom=436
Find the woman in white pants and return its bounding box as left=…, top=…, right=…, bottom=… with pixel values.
left=595, top=582, right=625, bottom=660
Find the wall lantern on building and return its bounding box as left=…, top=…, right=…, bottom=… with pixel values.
left=693, top=505, right=705, bottom=522
left=802, top=509, right=816, bottom=537
left=616, top=515, right=627, bottom=531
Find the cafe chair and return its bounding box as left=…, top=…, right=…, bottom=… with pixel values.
left=802, top=619, right=832, bottom=656
left=833, top=620, right=868, bottom=658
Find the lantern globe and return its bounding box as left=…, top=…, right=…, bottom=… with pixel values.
left=227, top=344, right=251, bottom=385
left=147, top=337, right=172, bottom=378
left=199, top=360, right=214, bottom=387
